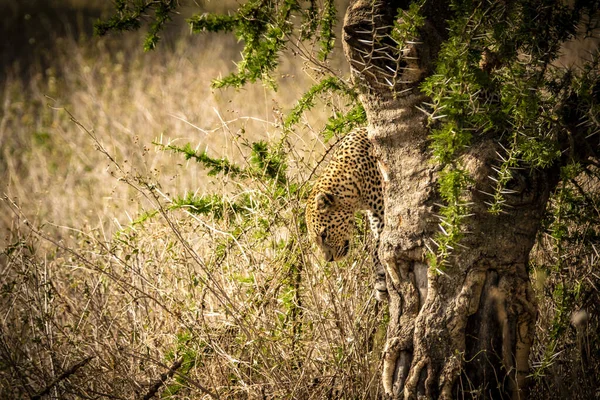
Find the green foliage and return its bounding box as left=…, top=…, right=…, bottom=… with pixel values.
left=428, top=167, right=472, bottom=272
left=155, top=138, right=288, bottom=184
left=285, top=77, right=348, bottom=128
left=207, top=3, right=291, bottom=90
left=391, top=0, right=426, bottom=46
left=321, top=104, right=367, bottom=142
left=249, top=140, right=288, bottom=184
left=170, top=193, right=251, bottom=221
left=157, top=142, right=244, bottom=178
left=318, top=0, right=337, bottom=61
left=151, top=135, right=292, bottom=228
left=98, top=1, right=344, bottom=89
left=421, top=0, right=600, bottom=267
left=187, top=0, right=327, bottom=88
left=429, top=122, right=472, bottom=165
left=94, top=0, right=178, bottom=51
left=284, top=76, right=365, bottom=141
left=486, top=147, right=521, bottom=215
left=188, top=13, right=238, bottom=33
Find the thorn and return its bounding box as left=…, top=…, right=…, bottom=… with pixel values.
left=395, top=87, right=414, bottom=95
left=371, top=54, right=399, bottom=62
left=478, top=190, right=496, bottom=197
left=387, top=36, right=400, bottom=45
left=374, top=46, right=394, bottom=53
left=415, top=105, right=432, bottom=116
left=372, top=64, right=396, bottom=78
left=439, top=224, right=449, bottom=236
left=424, top=242, right=434, bottom=253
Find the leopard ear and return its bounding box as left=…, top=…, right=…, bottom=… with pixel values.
left=315, top=192, right=336, bottom=210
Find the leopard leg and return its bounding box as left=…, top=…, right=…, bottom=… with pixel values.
left=368, top=211, right=387, bottom=301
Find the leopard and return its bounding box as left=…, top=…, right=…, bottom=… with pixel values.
left=305, top=127, right=387, bottom=301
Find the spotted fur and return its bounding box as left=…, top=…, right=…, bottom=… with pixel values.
left=305, top=127, right=387, bottom=301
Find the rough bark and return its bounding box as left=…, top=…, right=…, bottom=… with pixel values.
left=342, top=1, right=555, bottom=398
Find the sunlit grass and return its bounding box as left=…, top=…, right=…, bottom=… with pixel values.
left=1, top=2, right=597, bottom=398
left=0, top=4, right=383, bottom=398
left=0, top=9, right=341, bottom=247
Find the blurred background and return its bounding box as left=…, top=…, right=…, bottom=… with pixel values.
left=0, top=0, right=344, bottom=247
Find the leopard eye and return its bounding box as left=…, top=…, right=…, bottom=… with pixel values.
left=320, top=231, right=327, bottom=241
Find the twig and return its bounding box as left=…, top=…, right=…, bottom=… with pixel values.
left=123, top=350, right=220, bottom=399
left=141, top=357, right=183, bottom=400
left=31, top=356, right=95, bottom=400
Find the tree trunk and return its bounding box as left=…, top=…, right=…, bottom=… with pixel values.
left=342, top=1, right=553, bottom=398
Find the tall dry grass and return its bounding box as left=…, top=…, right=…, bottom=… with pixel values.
left=0, top=1, right=345, bottom=247
left=0, top=2, right=385, bottom=398
left=2, top=151, right=384, bottom=398
left=1, top=2, right=598, bottom=399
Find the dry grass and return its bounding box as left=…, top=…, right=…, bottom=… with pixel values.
left=2, top=180, right=384, bottom=398
left=0, top=1, right=343, bottom=247
left=0, top=2, right=384, bottom=398
left=1, top=2, right=598, bottom=399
